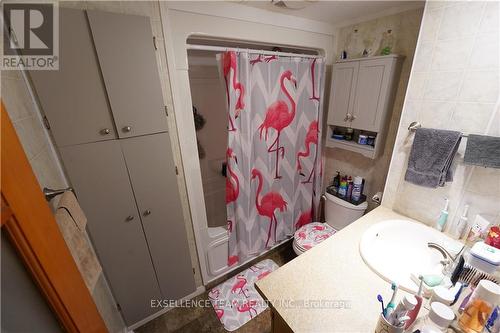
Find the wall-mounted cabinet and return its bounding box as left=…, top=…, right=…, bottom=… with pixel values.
left=326, top=55, right=403, bottom=159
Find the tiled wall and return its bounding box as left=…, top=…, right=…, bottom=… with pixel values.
left=2, top=70, right=67, bottom=190
left=324, top=8, right=424, bottom=211
left=383, top=1, right=500, bottom=229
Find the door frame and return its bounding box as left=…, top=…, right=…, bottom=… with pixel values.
left=1, top=102, right=107, bottom=332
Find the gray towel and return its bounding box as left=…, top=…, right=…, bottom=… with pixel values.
left=464, top=134, right=500, bottom=168
left=405, top=128, right=462, bottom=188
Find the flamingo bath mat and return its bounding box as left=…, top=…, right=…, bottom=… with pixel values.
left=208, top=259, right=279, bottom=331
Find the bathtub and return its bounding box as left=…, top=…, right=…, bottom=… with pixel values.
left=199, top=158, right=291, bottom=283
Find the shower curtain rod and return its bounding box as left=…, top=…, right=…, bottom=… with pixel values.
left=186, top=43, right=323, bottom=59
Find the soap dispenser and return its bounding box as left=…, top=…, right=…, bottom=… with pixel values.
left=436, top=198, right=449, bottom=232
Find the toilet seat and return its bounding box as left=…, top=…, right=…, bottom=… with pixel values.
left=293, top=222, right=335, bottom=255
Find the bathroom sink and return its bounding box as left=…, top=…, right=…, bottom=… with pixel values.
left=359, top=219, right=463, bottom=292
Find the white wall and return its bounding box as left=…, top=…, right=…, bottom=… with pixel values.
left=383, top=1, right=500, bottom=229
left=160, top=1, right=335, bottom=284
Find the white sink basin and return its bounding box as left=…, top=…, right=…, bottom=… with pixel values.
left=360, top=219, right=463, bottom=292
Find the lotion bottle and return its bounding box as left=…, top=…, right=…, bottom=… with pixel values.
left=451, top=205, right=469, bottom=239
left=436, top=198, right=449, bottom=232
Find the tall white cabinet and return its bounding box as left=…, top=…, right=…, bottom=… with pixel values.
left=326, top=55, right=403, bottom=158
left=29, top=8, right=195, bottom=326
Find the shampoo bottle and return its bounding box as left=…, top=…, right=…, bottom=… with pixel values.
left=436, top=198, right=449, bottom=232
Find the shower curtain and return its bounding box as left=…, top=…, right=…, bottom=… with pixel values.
left=219, top=51, right=325, bottom=266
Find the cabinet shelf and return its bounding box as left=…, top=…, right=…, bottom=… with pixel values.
left=326, top=137, right=376, bottom=158
left=325, top=54, right=404, bottom=159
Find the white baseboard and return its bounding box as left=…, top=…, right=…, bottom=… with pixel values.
left=127, top=285, right=206, bottom=331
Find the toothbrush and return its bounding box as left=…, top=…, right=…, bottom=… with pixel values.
left=384, top=282, right=398, bottom=318
left=377, top=294, right=385, bottom=314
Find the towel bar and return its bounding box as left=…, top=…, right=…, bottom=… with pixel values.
left=43, top=187, right=75, bottom=201
left=408, top=121, right=468, bottom=138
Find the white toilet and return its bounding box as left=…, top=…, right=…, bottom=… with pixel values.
left=293, top=192, right=368, bottom=255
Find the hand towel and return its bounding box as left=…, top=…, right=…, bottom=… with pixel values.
left=57, top=191, right=87, bottom=231
left=55, top=209, right=102, bottom=291
left=405, top=128, right=462, bottom=188
left=464, top=134, right=500, bottom=169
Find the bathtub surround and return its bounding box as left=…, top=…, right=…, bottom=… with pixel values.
left=324, top=8, right=423, bottom=211
left=383, top=1, right=500, bottom=227
left=188, top=62, right=228, bottom=229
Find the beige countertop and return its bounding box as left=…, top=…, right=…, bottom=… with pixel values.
left=255, top=206, right=417, bottom=333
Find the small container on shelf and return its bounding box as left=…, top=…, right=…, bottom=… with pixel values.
left=358, top=134, right=368, bottom=145
left=367, top=135, right=376, bottom=146
left=345, top=127, right=354, bottom=141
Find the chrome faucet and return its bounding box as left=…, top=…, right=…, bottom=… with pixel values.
left=428, top=242, right=464, bottom=275
left=428, top=242, right=458, bottom=261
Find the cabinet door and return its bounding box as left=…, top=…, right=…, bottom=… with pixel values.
left=351, top=58, right=391, bottom=132
left=121, top=133, right=196, bottom=301
left=87, top=10, right=168, bottom=138
left=30, top=8, right=116, bottom=146
left=59, top=140, right=162, bottom=325
left=327, top=61, right=359, bottom=127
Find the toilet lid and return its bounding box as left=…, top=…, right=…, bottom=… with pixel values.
left=294, top=222, right=335, bottom=251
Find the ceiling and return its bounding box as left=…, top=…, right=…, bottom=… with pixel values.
left=239, top=1, right=424, bottom=26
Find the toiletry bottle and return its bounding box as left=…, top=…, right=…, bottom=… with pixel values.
left=338, top=178, right=347, bottom=198
left=436, top=198, right=449, bottom=232
left=459, top=280, right=500, bottom=333
left=346, top=176, right=353, bottom=200
left=466, top=215, right=491, bottom=245
left=351, top=176, right=363, bottom=202
left=451, top=205, right=469, bottom=239
left=332, top=172, right=341, bottom=194
left=410, top=302, right=455, bottom=332
left=345, top=127, right=353, bottom=141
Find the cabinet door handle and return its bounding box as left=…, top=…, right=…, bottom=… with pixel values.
left=125, top=215, right=134, bottom=222
left=122, top=126, right=132, bottom=133
left=344, top=114, right=350, bottom=122
left=100, top=128, right=111, bottom=135
left=351, top=115, right=356, bottom=121
left=143, top=210, right=151, bottom=216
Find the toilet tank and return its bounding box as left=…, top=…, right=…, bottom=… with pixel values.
left=324, top=192, right=368, bottom=230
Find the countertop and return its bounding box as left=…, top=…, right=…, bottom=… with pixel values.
left=255, top=206, right=416, bottom=333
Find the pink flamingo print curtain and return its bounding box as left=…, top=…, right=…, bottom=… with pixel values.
left=219, top=52, right=325, bottom=266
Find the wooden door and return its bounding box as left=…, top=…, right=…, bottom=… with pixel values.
left=327, top=61, right=359, bottom=127
left=1, top=103, right=107, bottom=332
left=87, top=10, right=168, bottom=138
left=121, top=133, right=196, bottom=302
left=59, top=140, right=162, bottom=325
left=29, top=8, right=117, bottom=147
left=351, top=58, right=391, bottom=132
